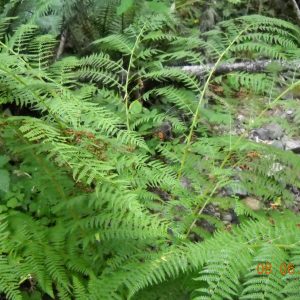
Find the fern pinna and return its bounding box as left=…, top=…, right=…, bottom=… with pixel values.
left=0, top=4, right=300, bottom=299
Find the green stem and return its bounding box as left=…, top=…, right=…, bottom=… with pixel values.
left=178, top=25, right=252, bottom=178
left=185, top=179, right=227, bottom=238
left=124, top=24, right=146, bottom=131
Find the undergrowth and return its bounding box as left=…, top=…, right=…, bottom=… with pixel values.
left=0, top=1, right=300, bottom=299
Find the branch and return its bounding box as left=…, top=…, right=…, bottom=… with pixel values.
left=179, top=59, right=300, bottom=77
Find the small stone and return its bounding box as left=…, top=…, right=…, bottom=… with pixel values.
left=253, top=123, right=283, bottom=140
left=203, top=205, right=216, bottom=216
left=284, top=140, right=300, bottom=153
left=188, top=232, right=202, bottom=242
left=214, top=212, right=221, bottom=218
left=271, top=140, right=284, bottom=150
left=243, top=197, right=261, bottom=211
left=196, top=219, right=215, bottom=233
left=253, top=128, right=269, bottom=140
left=263, top=123, right=283, bottom=140
left=285, top=110, right=294, bottom=121
left=222, top=214, right=233, bottom=222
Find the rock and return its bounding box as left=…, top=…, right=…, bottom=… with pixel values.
left=271, top=140, right=284, bottom=150
left=286, top=109, right=293, bottom=116
left=265, top=123, right=283, bottom=139
left=221, top=210, right=239, bottom=224
left=222, top=214, right=233, bottom=222
left=214, top=212, right=221, bottom=218
left=188, top=232, right=202, bottom=242
left=285, top=111, right=294, bottom=122
left=203, top=204, right=219, bottom=216
left=253, top=123, right=283, bottom=140
left=196, top=219, right=215, bottom=233
left=284, top=140, right=300, bottom=153
left=252, top=128, right=269, bottom=140
left=243, top=197, right=261, bottom=211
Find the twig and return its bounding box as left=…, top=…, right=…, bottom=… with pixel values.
left=179, top=59, right=300, bottom=77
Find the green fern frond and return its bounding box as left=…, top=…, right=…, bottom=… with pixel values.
left=144, top=68, right=200, bottom=92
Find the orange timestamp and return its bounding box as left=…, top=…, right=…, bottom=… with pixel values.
left=256, top=262, right=300, bottom=276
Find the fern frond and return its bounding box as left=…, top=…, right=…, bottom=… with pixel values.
left=144, top=68, right=200, bottom=92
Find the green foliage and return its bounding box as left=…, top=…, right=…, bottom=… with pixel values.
left=0, top=1, right=299, bottom=299
left=192, top=213, right=300, bottom=299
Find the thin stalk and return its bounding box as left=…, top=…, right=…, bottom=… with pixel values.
left=185, top=179, right=226, bottom=238
left=124, top=24, right=146, bottom=131
left=178, top=25, right=252, bottom=178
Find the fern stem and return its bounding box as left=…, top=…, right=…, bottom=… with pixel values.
left=185, top=179, right=225, bottom=238
left=177, top=25, right=252, bottom=179
left=124, top=24, right=146, bottom=131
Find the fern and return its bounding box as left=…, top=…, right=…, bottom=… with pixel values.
left=0, top=2, right=300, bottom=299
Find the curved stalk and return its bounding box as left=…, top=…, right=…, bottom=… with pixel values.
left=178, top=24, right=252, bottom=178
left=124, top=24, right=146, bottom=131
